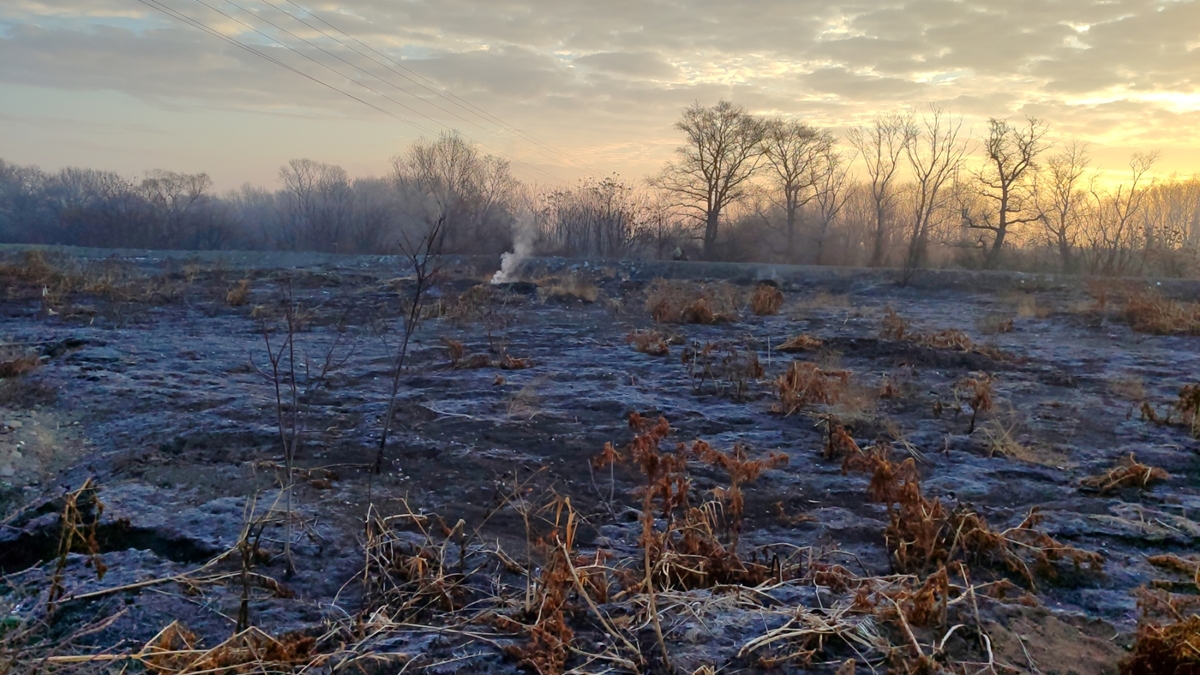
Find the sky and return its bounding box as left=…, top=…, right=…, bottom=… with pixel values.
left=1, top=0, right=1198, bottom=191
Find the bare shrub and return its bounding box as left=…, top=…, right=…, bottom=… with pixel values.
left=682, top=341, right=764, bottom=399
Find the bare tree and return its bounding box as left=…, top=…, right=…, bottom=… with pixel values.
left=376, top=217, right=445, bottom=475
left=138, top=170, right=214, bottom=247
left=903, top=106, right=967, bottom=282
left=652, top=101, right=765, bottom=260
left=1035, top=141, right=1092, bottom=272
left=1083, top=152, right=1159, bottom=275
left=545, top=175, right=645, bottom=258
left=278, top=159, right=354, bottom=252
left=963, top=117, right=1049, bottom=267
left=394, top=132, right=518, bottom=254
left=759, top=118, right=830, bottom=261
left=847, top=113, right=913, bottom=267
left=810, top=143, right=854, bottom=265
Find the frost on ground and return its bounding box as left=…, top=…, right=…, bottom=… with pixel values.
left=0, top=249, right=1198, bottom=674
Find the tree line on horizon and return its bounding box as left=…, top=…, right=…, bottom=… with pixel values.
left=1, top=100, right=1198, bottom=278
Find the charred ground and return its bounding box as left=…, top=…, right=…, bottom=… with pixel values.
left=1, top=248, right=1198, bottom=674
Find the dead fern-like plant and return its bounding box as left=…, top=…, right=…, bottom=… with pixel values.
left=842, top=449, right=1102, bottom=586
left=774, top=361, right=851, bottom=416
left=692, top=440, right=788, bottom=548
left=954, top=374, right=994, bottom=433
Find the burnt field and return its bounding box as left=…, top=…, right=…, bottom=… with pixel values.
left=1, top=248, right=1199, bottom=674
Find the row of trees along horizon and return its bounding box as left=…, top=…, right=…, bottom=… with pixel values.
left=2, top=101, right=1198, bottom=277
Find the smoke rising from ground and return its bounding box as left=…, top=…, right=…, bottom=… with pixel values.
left=491, top=206, right=537, bottom=284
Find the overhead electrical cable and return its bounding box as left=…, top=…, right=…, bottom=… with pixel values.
left=277, top=0, right=608, bottom=178
left=261, top=0, right=601, bottom=176
left=136, top=0, right=440, bottom=137
left=141, top=0, right=568, bottom=184
left=194, top=0, right=567, bottom=183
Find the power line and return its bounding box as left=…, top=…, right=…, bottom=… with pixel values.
left=136, top=0, right=439, bottom=136
left=279, top=0, right=609, bottom=178
left=190, top=0, right=566, bottom=184
left=261, top=0, right=601, bottom=176
left=140, top=0, right=568, bottom=185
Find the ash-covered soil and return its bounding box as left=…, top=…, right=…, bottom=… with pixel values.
left=1, top=250, right=1198, bottom=674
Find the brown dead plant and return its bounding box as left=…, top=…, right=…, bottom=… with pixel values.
left=1121, top=565, right=1200, bottom=675
left=777, top=333, right=824, bottom=352
left=842, top=445, right=1102, bottom=587
left=1120, top=288, right=1200, bottom=336
left=0, top=349, right=39, bottom=379
left=682, top=341, right=764, bottom=400
left=691, top=440, right=788, bottom=549
left=750, top=283, right=784, bottom=316
left=1080, top=454, right=1169, bottom=494
left=646, top=279, right=738, bottom=324
left=626, top=329, right=671, bottom=356
left=880, top=306, right=910, bottom=341
left=954, top=374, right=994, bottom=434
left=774, top=361, right=851, bottom=416
left=226, top=279, right=252, bottom=307
left=47, top=478, right=109, bottom=614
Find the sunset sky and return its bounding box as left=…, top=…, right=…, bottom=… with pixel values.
left=2, top=0, right=1198, bottom=190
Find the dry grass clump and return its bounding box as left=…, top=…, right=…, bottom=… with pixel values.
left=841, top=444, right=1102, bottom=586
left=645, top=280, right=739, bottom=324
left=441, top=339, right=531, bottom=370
left=226, top=279, right=252, bottom=306
left=880, top=308, right=1008, bottom=357
left=1121, top=563, right=1200, bottom=675
left=976, top=312, right=1015, bottom=335
left=0, top=348, right=40, bottom=379
left=682, top=341, right=764, bottom=399
left=777, top=333, right=824, bottom=352
left=918, top=329, right=973, bottom=351
left=537, top=275, right=599, bottom=304
left=0, top=250, right=190, bottom=315
left=773, top=361, right=851, bottom=416
left=749, top=283, right=784, bottom=316
left=1080, top=454, right=1169, bottom=494
left=880, top=307, right=909, bottom=341
left=1136, top=382, right=1200, bottom=438
left=626, top=329, right=671, bottom=356
left=1120, top=288, right=1200, bottom=335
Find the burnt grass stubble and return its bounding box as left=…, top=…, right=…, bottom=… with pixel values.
left=0, top=249, right=1198, bottom=673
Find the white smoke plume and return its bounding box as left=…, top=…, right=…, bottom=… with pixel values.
left=491, top=205, right=537, bottom=284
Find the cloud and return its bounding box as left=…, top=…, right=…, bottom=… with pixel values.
left=0, top=0, right=1198, bottom=185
